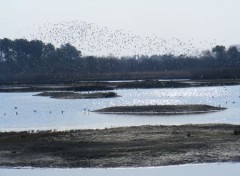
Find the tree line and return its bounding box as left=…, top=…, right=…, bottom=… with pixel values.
left=0, top=38, right=240, bottom=83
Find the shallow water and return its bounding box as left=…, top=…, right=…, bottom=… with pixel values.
left=1, top=86, right=240, bottom=175
left=0, top=163, right=240, bottom=176
left=0, top=86, right=240, bottom=131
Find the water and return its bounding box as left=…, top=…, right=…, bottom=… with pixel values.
left=0, top=85, right=240, bottom=132
left=0, top=86, right=239, bottom=174
left=0, top=163, right=239, bottom=176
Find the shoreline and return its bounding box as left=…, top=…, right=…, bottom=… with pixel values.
left=0, top=162, right=238, bottom=169
left=1, top=79, right=240, bottom=93
left=0, top=124, right=239, bottom=168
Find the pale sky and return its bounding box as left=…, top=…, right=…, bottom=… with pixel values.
left=1, top=0, right=240, bottom=56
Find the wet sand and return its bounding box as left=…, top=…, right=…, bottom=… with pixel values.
left=0, top=124, right=240, bottom=168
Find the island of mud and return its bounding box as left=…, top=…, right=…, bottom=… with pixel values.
left=94, top=105, right=226, bottom=115
left=35, top=91, right=119, bottom=99
left=0, top=124, right=240, bottom=168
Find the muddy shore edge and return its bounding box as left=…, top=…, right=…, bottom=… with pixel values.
left=0, top=124, right=240, bottom=168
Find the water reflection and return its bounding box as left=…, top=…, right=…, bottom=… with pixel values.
left=0, top=86, right=239, bottom=131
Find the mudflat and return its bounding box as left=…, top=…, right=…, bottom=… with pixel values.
left=0, top=124, right=240, bottom=168
left=34, top=91, right=119, bottom=99
left=94, top=105, right=226, bottom=115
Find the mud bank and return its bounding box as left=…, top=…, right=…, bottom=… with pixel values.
left=0, top=124, right=239, bottom=168
left=94, top=105, right=226, bottom=115
left=34, top=92, right=119, bottom=99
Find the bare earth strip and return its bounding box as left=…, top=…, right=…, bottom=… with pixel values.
left=0, top=124, right=240, bottom=168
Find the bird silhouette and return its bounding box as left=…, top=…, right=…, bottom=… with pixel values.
left=21, top=20, right=214, bottom=57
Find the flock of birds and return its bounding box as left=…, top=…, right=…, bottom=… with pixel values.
left=19, top=20, right=224, bottom=57
left=2, top=106, right=91, bottom=117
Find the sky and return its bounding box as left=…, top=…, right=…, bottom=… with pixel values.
left=1, top=0, right=240, bottom=56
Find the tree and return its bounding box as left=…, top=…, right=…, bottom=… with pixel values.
left=0, top=38, right=12, bottom=60
left=13, top=39, right=29, bottom=56
left=42, top=43, right=55, bottom=59
left=29, top=40, right=44, bottom=59
left=227, top=46, right=239, bottom=59
left=57, top=43, right=81, bottom=60
left=212, top=45, right=226, bottom=59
